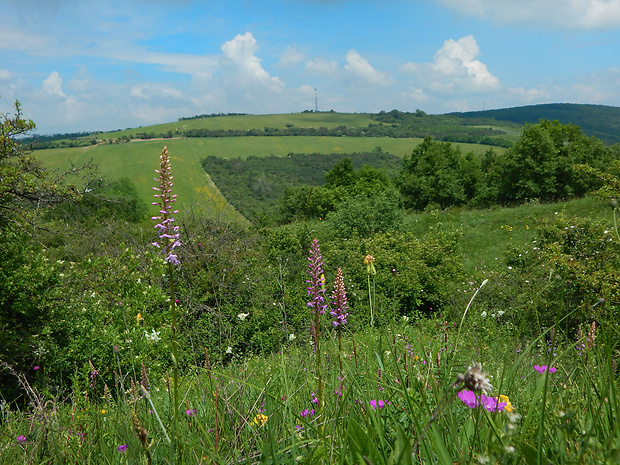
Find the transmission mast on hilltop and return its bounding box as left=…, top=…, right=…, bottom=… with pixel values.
left=315, top=88, right=318, bottom=112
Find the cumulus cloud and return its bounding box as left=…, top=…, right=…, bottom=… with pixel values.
left=221, top=32, right=285, bottom=92
left=42, top=71, right=67, bottom=98
left=305, top=57, right=340, bottom=77
left=434, top=0, right=620, bottom=29
left=278, top=45, right=306, bottom=67
left=344, top=50, right=394, bottom=86
left=0, top=69, right=11, bottom=79
left=508, top=85, right=551, bottom=104
left=401, top=35, right=500, bottom=94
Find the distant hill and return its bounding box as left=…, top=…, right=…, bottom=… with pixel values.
left=450, top=103, right=620, bottom=145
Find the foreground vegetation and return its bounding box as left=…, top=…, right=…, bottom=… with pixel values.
left=2, top=99, right=620, bottom=463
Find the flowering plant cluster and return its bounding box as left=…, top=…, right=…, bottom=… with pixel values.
left=330, top=267, right=349, bottom=327
left=152, top=146, right=181, bottom=266
left=458, top=390, right=511, bottom=412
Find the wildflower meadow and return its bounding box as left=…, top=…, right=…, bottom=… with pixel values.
left=2, top=106, right=620, bottom=464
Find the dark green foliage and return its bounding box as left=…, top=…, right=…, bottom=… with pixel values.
left=0, top=228, right=60, bottom=401
left=202, top=150, right=401, bottom=222
left=325, top=187, right=404, bottom=238
left=496, top=120, right=610, bottom=204
left=322, top=229, right=464, bottom=322
left=398, top=137, right=470, bottom=210
left=372, top=110, right=516, bottom=147
left=46, top=177, right=148, bottom=224
left=451, top=103, right=620, bottom=145
left=397, top=121, right=617, bottom=211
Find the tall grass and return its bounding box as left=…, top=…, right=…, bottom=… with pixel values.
left=2, top=278, right=617, bottom=464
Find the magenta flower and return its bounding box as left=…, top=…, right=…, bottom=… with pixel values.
left=458, top=390, right=507, bottom=412
left=33, top=366, right=39, bottom=371
left=369, top=400, right=389, bottom=410
left=300, top=408, right=315, bottom=418
left=458, top=389, right=481, bottom=408
left=482, top=396, right=507, bottom=412
left=117, top=445, right=128, bottom=452
left=186, top=409, right=197, bottom=416
left=17, top=435, right=26, bottom=443
left=534, top=365, right=557, bottom=374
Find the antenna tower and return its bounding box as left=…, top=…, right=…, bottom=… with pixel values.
left=314, top=88, right=318, bottom=112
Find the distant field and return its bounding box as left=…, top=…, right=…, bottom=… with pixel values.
left=97, top=113, right=376, bottom=139
left=39, top=136, right=506, bottom=218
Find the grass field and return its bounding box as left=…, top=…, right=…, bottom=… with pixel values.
left=97, top=112, right=377, bottom=139
left=38, top=136, right=506, bottom=217
left=405, top=196, right=612, bottom=273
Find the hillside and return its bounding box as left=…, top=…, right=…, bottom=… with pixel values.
left=450, top=103, right=620, bottom=145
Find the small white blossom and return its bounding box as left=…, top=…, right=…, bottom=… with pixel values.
left=480, top=311, right=487, bottom=318
left=288, top=334, right=296, bottom=341
left=144, top=329, right=161, bottom=343
left=237, top=313, right=249, bottom=321
left=225, top=346, right=233, bottom=354
left=402, top=316, right=409, bottom=322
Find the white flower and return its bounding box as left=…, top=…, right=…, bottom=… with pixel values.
left=497, top=310, right=505, bottom=317
left=480, top=311, right=487, bottom=318
left=402, top=316, right=409, bottom=322
left=288, top=334, right=296, bottom=341
left=237, top=313, right=249, bottom=321
left=144, top=329, right=161, bottom=343
left=225, top=346, right=233, bottom=354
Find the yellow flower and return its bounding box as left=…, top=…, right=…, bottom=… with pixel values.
left=364, top=255, right=376, bottom=274
left=136, top=312, right=144, bottom=324
left=100, top=409, right=107, bottom=414
left=250, top=413, right=268, bottom=427
left=499, top=394, right=512, bottom=413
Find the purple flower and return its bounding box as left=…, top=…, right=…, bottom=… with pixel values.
left=152, top=146, right=181, bottom=266
left=458, top=390, right=507, bottom=412
left=482, top=396, right=507, bottom=412
left=33, top=366, right=39, bottom=371
left=186, top=409, right=197, bottom=416
left=330, top=267, right=349, bottom=328
left=369, top=400, right=389, bottom=410
left=534, top=365, right=557, bottom=374
left=458, top=389, right=481, bottom=408
left=307, top=239, right=327, bottom=315
left=300, top=408, right=315, bottom=418
left=311, top=393, right=319, bottom=404
left=17, top=435, right=26, bottom=443
left=117, top=445, right=128, bottom=452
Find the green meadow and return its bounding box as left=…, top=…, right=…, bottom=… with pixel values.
left=4, top=111, right=619, bottom=464
left=39, top=135, right=504, bottom=221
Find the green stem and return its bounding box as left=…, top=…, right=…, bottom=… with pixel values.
left=168, top=257, right=180, bottom=450
left=367, top=274, right=373, bottom=326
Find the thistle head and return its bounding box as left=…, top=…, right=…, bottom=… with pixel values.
left=456, top=362, right=493, bottom=393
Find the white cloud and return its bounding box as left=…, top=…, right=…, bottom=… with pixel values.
left=221, top=32, right=285, bottom=92
left=508, top=86, right=551, bottom=104
left=0, top=69, right=11, bottom=79
left=344, top=50, right=394, bottom=86
left=305, top=57, right=340, bottom=77
left=278, top=45, right=306, bottom=67
left=401, top=35, right=500, bottom=94
left=42, top=71, right=67, bottom=98
left=434, top=0, right=620, bottom=29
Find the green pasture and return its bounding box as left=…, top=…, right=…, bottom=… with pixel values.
left=38, top=136, right=506, bottom=219
left=405, top=196, right=612, bottom=273
left=98, top=112, right=376, bottom=139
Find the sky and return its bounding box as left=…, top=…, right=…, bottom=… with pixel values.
left=1, top=0, right=620, bottom=134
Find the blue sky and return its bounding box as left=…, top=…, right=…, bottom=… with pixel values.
left=2, top=0, right=620, bottom=134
